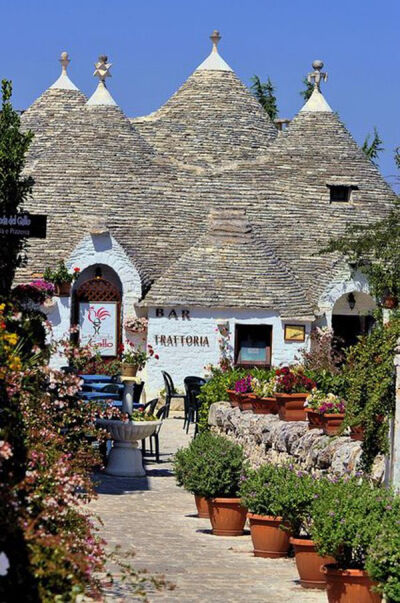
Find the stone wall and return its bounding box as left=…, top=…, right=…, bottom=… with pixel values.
left=209, top=402, right=384, bottom=481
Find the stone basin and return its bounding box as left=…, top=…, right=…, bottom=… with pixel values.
left=97, top=418, right=161, bottom=477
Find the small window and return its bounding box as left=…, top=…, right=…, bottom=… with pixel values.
left=234, top=324, right=272, bottom=367
left=329, top=185, right=351, bottom=202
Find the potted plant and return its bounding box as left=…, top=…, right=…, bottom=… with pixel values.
left=43, top=261, right=80, bottom=296
left=239, top=463, right=291, bottom=558
left=311, top=476, right=390, bottom=602
left=365, top=495, right=400, bottom=603
left=119, top=342, right=158, bottom=377
left=180, top=432, right=247, bottom=536
left=283, top=470, right=336, bottom=589
left=304, top=389, right=346, bottom=435
left=274, top=367, right=315, bottom=421
left=124, top=316, right=148, bottom=334
left=250, top=376, right=278, bottom=414
left=234, top=375, right=253, bottom=411
left=173, top=433, right=214, bottom=518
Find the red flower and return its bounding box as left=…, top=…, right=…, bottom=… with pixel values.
left=73, top=267, right=80, bottom=272
left=155, top=354, right=159, bottom=360
left=117, top=343, right=124, bottom=353
left=0, top=321, right=6, bottom=329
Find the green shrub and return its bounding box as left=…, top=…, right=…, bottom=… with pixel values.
left=174, top=432, right=246, bottom=498
left=310, top=477, right=393, bottom=569
left=366, top=495, right=400, bottom=602
left=239, top=464, right=291, bottom=519
left=342, top=314, right=400, bottom=471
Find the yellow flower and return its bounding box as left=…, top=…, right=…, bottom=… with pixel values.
left=4, top=333, right=18, bottom=345
left=8, top=356, right=22, bottom=371
left=0, top=304, right=5, bottom=312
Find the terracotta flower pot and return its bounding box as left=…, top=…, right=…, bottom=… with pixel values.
left=382, top=294, right=398, bottom=309
left=121, top=363, right=138, bottom=377
left=322, top=413, right=345, bottom=436
left=54, top=281, right=71, bottom=296
left=247, top=513, right=290, bottom=558
left=226, top=389, right=239, bottom=407
left=194, top=494, right=209, bottom=518
left=238, top=393, right=254, bottom=412
left=208, top=498, right=247, bottom=536
left=275, top=393, right=308, bottom=421
left=290, top=537, right=336, bottom=589
left=251, top=396, right=278, bottom=415
left=350, top=424, right=364, bottom=441
left=305, top=408, right=324, bottom=429
left=323, top=565, right=382, bottom=603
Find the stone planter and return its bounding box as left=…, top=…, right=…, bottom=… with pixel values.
left=251, top=396, right=278, bottom=415
left=208, top=497, right=247, bottom=536
left=194, top=494, right=210, bottom=518
left=275, top=393, right=308, bottom=421
left=290, top=537, right=335, bottom=589
left=247, top=513, right=290, bottom=558
left=41, top=298, right=57, bottom=314
left=226, top=389, right=239, bottom=407
left=121, top=363, right=138, bottom=377
left=96, top=418, right=160, bottom=477
left=305, top=408, right=324, bottom=429
left=54, top=281, right=71, bottom=296
left=322, top=413, right=345, bottom=436
left=323, top=565, right=381, bottom=603
left=238, top=393, right=253, bottom=412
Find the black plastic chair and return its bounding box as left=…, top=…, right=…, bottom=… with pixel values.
left=141, top=399, right=166, bottom=463
left=184, top=376, right=206, bottom=435
left=162, top=371, right=186, bottom=418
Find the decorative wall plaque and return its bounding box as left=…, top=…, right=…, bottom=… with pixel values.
left=284, top=324, right=306, bottom=342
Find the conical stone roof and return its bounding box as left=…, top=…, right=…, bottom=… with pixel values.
left=132, top=31, right=277, bottom=167
left=145, top=208, right=314, bottom=319
left=201, top=64, right=397, bottom=306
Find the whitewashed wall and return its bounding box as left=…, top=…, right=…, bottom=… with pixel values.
left=47, top=232, right=142, bottom=368
left=146, top=306, right=312, bottom=398
left=318, top=269, right=375, bottom=326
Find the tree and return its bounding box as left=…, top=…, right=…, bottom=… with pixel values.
left=250, top=75, right=278, bottom=121
left=0, top=80, right=34, bottom=296
left=362, top=127, right=384, bottom=165
left=300, top=76, right=314, bottom=101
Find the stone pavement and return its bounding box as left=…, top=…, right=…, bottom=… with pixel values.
left=90, top=414, right=326, bottom=602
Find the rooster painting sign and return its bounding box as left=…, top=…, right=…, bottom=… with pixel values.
left=79, top=302, right=118, bottom=356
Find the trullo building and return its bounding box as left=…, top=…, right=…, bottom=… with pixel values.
left=18, top=32, right=396, bottom=396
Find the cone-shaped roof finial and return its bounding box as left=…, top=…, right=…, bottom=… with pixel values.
left=196, top=29, right=232, bottom=72
left=50, top=51, right=79, bottom=90
left=300, top=59, right=332, bottom=113
left=87, top=54, right=117, bottom=106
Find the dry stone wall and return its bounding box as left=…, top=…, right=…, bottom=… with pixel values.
left=209, top=402, right=384, bottom=481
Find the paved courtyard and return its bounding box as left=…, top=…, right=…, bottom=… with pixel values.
left=90, top=414, right=326, bottom=602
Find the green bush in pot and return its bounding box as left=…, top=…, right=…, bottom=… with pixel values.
left=310, top=475, right=393, bottom=600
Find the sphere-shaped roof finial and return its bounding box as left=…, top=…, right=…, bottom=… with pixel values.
left=210, top=30, right=221, bottom=52
left=307, top=59, right=328, bottom=91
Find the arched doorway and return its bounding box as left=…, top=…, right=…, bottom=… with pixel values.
left=332, top=291, right=376, bottom=349
left=72, top=265, right=122, bottom=357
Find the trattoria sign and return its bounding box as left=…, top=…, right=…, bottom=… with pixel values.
left=79, top=302, right=118, bottom=356
left=0, top=214, right=47, bottom=238
left=154, top=334, right=209, bottom=347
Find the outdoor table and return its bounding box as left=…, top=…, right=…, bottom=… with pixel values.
left=83, top=381, right=123, bottom=393
left=80, top=392, right=120, bottom=402
left=79, top=374, right=114, bottom=383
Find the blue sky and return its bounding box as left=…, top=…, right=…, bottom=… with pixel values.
left=1, top=0, right=399, bottom=189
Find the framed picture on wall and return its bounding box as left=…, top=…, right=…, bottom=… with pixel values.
left=284, top=324, right=306, bottom=342
left=79, top=301, right=118, bottom=356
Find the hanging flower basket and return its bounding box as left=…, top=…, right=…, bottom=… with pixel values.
left=124, top=316, right=148, bottom=334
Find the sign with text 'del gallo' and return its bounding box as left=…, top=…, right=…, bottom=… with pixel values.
left=0, top=214, right=47, bottom=238
left=79, top=302, right=118, bottom=356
